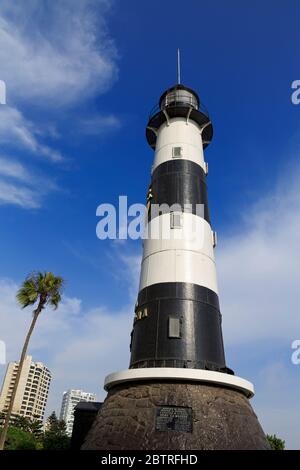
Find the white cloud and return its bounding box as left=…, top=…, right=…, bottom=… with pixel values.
left=0, top=107, right=63, bottom=162
left=0, top=0, right=119, bottom=209
left=217, top=165, right=300, bottom=346
left=0, top=0, right=118, bottom=107
left=0, top=180, right=40, bottom=208
left=0, top=156, right=58, bottom=208
left=0, top=157, right=31, bottom=182
left=117, top=252, right=142, bottom=301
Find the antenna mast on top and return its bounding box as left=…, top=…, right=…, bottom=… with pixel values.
left=177, top=48, right=181, bottom=84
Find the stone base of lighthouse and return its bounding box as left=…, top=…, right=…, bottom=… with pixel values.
left=82, top=378, right=270, bottom=450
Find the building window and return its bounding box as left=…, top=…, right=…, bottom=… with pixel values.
left=212, top=230, right=217, bottom=248
left=168, top=317, right=181, bottom=338
left=170, top=212, right=182, bottom=229
left=172, top=146, right=183, bottom=158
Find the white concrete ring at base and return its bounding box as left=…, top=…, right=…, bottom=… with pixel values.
left=104, top=368, right=254, bottom=398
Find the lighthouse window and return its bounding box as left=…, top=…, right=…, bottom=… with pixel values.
left=170, top=212, right=182, bottom=229
left=172, top=146, right=183, bottom=158
left=212, top=231, right=217, bottom=248
left=168, top=317, right=181, bottom=338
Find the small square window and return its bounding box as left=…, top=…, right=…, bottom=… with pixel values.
left=172, top=146, right=182, bottom=158
left=212, top=231, right=217, bottom=248
left=170, top=212, right=182, bottom=229
left=168, top=317, right=181, bottom=338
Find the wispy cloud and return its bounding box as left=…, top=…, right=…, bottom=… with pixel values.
left=116, top=251, right=142, bottom=301
left=0, top=180, right=40, bottom=208
left=217, top=164, right=300, bottom=346
left=0, top=0, right=118, bottom=107
left=0, top=0, right=119, bottom=209
left=0, top=156, right=31, bottom=182
left=0, top=156, right=58, bottom=208
left=0, top=107, right=63, bottom=162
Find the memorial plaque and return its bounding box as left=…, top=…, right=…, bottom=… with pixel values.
left=155, top=406, right=193, bottom=432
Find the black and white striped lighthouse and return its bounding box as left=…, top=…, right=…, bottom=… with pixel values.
left=129, top=83, right=230, bottom=374
left=83, top=69, right=270, bottom=450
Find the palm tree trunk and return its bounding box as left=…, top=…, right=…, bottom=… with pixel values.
left=0, top=301, right=43, bottom=450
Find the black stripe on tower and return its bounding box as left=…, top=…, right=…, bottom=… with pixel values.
left=148, top=159, right=210, bottom=223
left=129, top=282, right=233, bottom=375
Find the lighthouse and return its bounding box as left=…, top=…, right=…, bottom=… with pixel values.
left=83, top=69, right=270, bottom=450
left=129, top=83, right=229, bottom=374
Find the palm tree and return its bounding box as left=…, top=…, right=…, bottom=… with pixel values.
left=0, top=272, right=64, bottom=450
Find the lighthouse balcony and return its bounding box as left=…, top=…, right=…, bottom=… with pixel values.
left=146, top=86, right=213, bottom=150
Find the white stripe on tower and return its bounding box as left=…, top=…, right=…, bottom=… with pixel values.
left=140, top=213, right=218, bottom=294
left=139, top=113, right=216, bottom=294
left=152, top=117, right=206, bottom=173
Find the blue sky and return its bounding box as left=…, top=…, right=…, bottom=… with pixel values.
left=0, top=0, right=300, bottom=449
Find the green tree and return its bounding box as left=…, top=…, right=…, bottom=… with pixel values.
left=266, top=434, right=285, bottom=450
left=0, top=272, right=64, bottom=450
left=4, top=426, right=37, bottom=450
left=13, top=415, right=43, bottom=439
left=43, top=412, right=70, bottom=450
left=29, top=418, right=43, bottom=439
left=11, top=415, right=31, bottom=433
